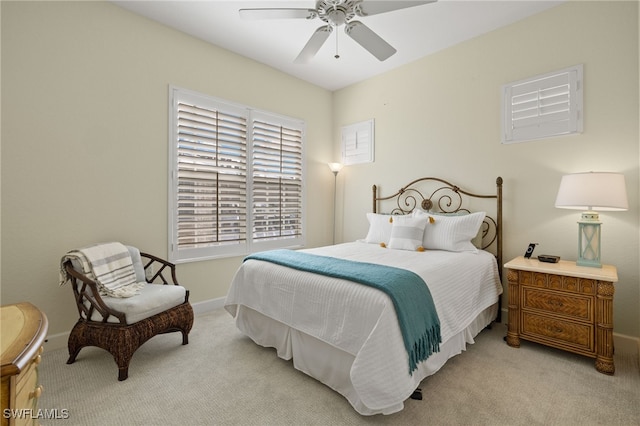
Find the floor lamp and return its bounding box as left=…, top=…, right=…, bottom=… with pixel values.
left=328, top=163, right=343, bottom=244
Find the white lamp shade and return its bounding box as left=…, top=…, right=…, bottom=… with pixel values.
left=328, top=162, right=343, bottom=173
left=555, top=172, right=628, bottom=211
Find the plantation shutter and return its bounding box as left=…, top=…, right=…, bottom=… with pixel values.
left=169, top=87, right=305, bottom=262
left=341, top=119, right=374, bottom=165
left=502, top=64, right=583, bottom=144
left=251, top=114, right=304, bottom=247
left=171, top=90, right=248, bottom=260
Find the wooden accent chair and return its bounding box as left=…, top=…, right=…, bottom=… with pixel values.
left=63, top=247, right=194, bottom=381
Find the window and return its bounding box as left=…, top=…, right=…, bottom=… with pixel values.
left=168, top=87, right=305, bottom=262
left=501, top=64, right=583, bottom=144
left=341, top=119, right=375, bottom=165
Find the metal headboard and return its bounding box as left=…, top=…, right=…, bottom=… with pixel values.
left=372, top=176, right=503, bottom=278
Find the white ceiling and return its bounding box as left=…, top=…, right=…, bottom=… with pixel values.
left=112, top=0, right=564, bottom=91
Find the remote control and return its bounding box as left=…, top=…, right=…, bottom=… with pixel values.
left=538, top=254, right=560, bottom=263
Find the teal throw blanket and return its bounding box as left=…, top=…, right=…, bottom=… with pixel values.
left=245, top=249, right=441, bottom=374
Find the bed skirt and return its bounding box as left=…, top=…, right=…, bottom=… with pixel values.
left=231, top=303, right=498, bottom=415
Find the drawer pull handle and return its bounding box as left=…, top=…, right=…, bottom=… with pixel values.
left=548, top=299, right=564, bottom=307
left=29, top=385, right=43, bottom=400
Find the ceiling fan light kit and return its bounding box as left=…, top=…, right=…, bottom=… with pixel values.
left=240, top=0, right=436, bottom=63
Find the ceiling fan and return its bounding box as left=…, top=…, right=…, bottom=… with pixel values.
left=239, top=1, right=436, bottom=63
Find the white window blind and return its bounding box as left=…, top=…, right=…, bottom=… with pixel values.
left=502, top=64, right=583, bottom=144
left=169, top=87, right=305, bottom=262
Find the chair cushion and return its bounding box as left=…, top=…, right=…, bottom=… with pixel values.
left=89, top=284, right=187, bottom=324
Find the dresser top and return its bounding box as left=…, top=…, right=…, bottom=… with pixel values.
left=504, top=256, right=618, bottom=282
left=1, top=302, right=48, bottom=377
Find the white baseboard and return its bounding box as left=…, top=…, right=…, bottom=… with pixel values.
left=614, top=332, right=640, bottom=358
left=192, top=296, right=226, bottom=315
left=44, top=331, right=70, bottom=352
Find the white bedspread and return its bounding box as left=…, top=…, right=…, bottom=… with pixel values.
left=224, top=242, right=502, bottom=414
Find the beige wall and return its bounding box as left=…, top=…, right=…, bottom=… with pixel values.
left=2, top=1, right=639, bottom=346
left=333, top=1, right=640, bottom=337
left=1, top=2, right=333, bottom=342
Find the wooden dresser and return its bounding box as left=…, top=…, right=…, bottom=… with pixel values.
left=504, top=256, right=618, bottom=374
left=1, top=303, right=48, bottom=426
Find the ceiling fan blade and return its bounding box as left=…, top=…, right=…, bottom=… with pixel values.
left=345, top=21, right=396, bottom=61
left=355, top=1, right=436, bottom=17
left=239, top=8, right=317, bottom=20
left=294, top=25, right=333, bottom=64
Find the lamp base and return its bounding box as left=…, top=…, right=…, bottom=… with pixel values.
left=576, top=258, right=602, bottom=268
left=577, top=212, right=602, bottom=268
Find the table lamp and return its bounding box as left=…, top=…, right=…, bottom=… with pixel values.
left=554, top=172, right=628, bottom=268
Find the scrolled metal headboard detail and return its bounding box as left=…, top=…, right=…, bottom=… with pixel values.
left=372, top=176, right=503, bottom=274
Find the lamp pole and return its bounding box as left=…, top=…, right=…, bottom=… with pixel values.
left=328, top=163, right=343, bottom=244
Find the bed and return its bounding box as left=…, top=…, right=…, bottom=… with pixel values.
left=224, top=176, right=504, bottom=415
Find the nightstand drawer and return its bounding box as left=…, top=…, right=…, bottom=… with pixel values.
left=519, top=271, right=596, bottom=295
left=522, top=312, right=594, bottom=353
left=522, top=288, right=593, bottom=322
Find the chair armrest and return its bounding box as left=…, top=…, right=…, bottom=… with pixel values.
left=139, top=253, right=189, bottom=303
left=64, top=260, right=127, bottom=324
left=140, top=252, right=180, bottom=285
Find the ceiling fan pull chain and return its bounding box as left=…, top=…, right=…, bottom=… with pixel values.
left=335, top=29, right=340, bottom=59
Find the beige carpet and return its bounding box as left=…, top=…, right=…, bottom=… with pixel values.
left=39, top=309, right=640, bottom=425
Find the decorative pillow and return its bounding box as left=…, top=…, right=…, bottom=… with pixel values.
left=414, top=210, right=485, bottom=249
left=414, top=210, right=486, bottom=252
left=364, top=213, right=394, bottom=245
left=388, top=215, right=429, bottom=251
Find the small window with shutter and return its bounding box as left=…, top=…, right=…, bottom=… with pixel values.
left=169, top=87, right=305, bottom=262
left=341, top=119, right=374, bottom=165
left=501, top=64, right=583, bottom=144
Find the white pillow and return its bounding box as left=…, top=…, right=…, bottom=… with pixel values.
left=364, top=213, right=394, bottom=244
left=414, top=211, right=485, bottom=249
left=414, top=210, right=485, bottom=252
left=388, top=215, right=428, bottom=251
left=471, top=224, right=485, bottom=249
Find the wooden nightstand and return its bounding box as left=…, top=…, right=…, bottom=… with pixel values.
left=504, top=256, right=618, bottom=374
